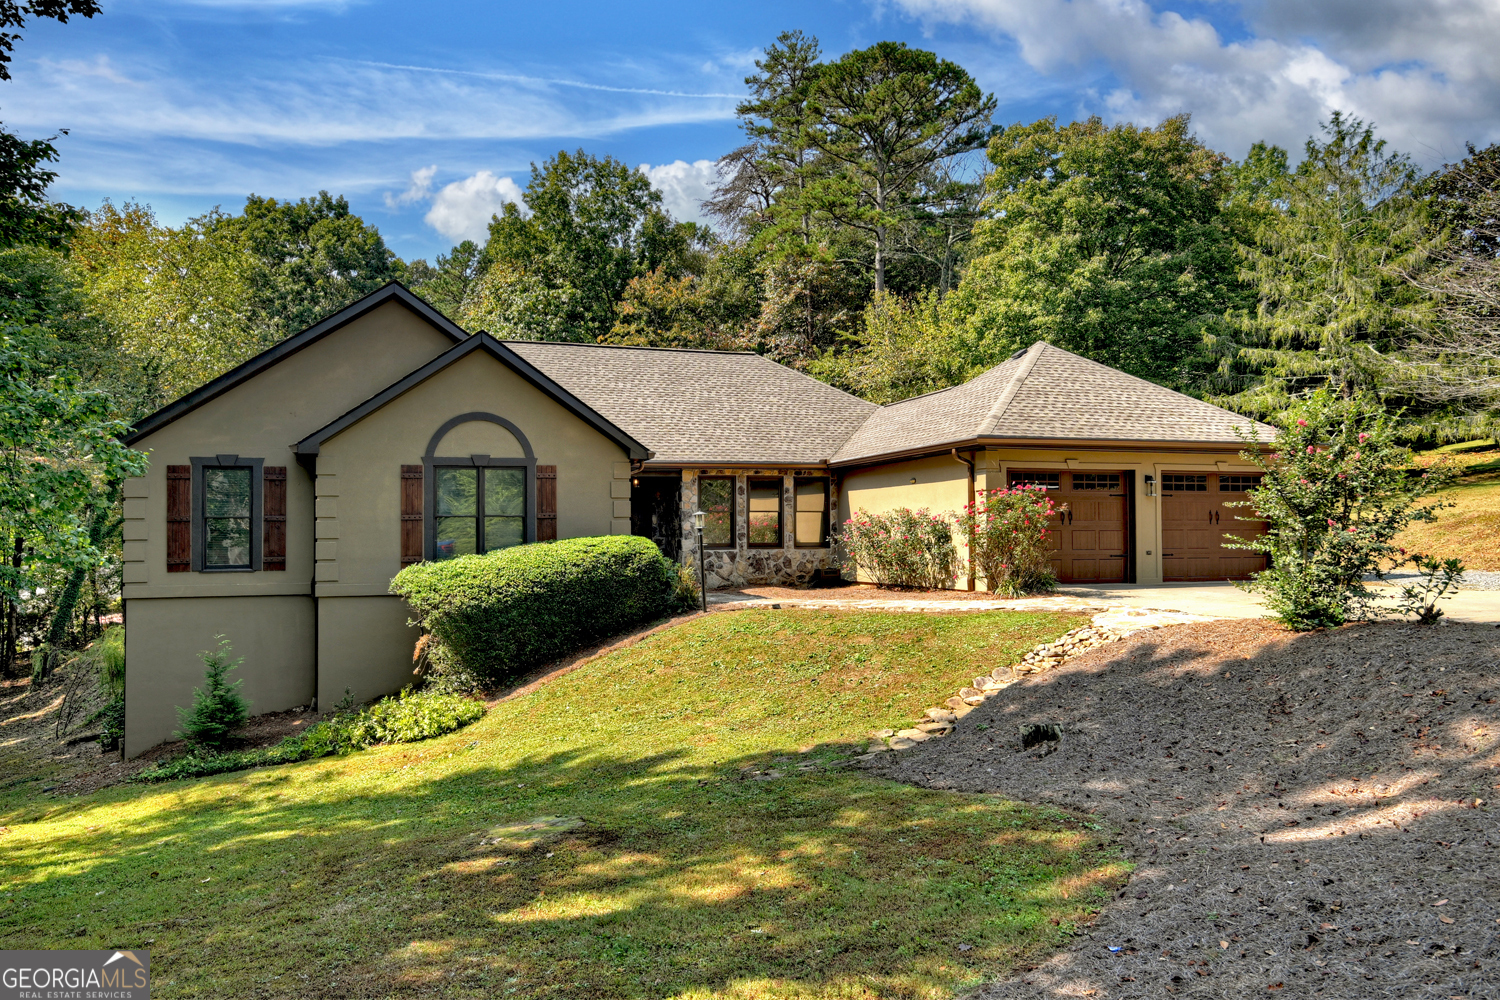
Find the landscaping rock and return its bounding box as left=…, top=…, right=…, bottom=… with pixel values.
left=887, top=736, right=918, bottom=750
left=870, top=728, right=896, bottom=739
left=914, top=721, right=953, bottom=735
left=923, top=708, right=958, bottom=724
left=894, top=728, right=929, bottom=742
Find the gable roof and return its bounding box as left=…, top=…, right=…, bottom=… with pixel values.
left=294, top=332, right=650, bottom=461
left=123, top=282, right=467, bottom=446
left=504, top=341, right=878, bottom=465
left=831, top=341, right=1275, bottom=464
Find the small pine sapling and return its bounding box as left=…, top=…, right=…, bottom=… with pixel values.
left=175, top=636, right=250, bottom=748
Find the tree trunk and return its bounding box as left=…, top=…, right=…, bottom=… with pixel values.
left=2, top=535, right=19, bottom=677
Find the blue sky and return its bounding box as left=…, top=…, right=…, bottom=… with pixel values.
left=9, top=0, right=1499, bottom=263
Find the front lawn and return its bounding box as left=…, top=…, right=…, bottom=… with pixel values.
left=1395, top=471, right=1500, bottom=570
left=0, top=609, right=1126, bottom=999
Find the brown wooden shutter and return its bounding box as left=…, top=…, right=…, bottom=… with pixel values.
left=536, top=465, right=557, bottom=541
left=263, top=466, right=287, bottom=571
left=401, top=465, right=423, bottom=565
left=166, top=465, right=191, bottom=572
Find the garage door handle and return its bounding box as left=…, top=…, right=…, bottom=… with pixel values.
left=1108, top=554, right=1125, bottom=558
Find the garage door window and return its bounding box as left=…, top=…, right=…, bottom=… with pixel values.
left=1072, top=473, right=1121, bottom=490
left=1162, top=474, right=1207, bottom=491
left=1219, top=475, right=1262, bottom=492
left=1008, top=471, right=1059, bottom=489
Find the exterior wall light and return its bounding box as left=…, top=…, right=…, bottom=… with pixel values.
left=692, top=510, right=707, bottom=612
left=1144, top=474, right=1156, bottom=497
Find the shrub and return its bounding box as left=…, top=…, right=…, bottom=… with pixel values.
left=174, top=636, right=250, bottom=748
left=837, top=508, right=958, bottom=589
left=137, top=687, right=485, bottom=782
left=957, top=484, right=1066, bottom=596
left=390, top=535, right=678, bottom=683
left=1231, top=389, right=1462, bottom=630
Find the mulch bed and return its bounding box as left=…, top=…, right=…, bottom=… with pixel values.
left=862, top=618, right=1500, bottom=998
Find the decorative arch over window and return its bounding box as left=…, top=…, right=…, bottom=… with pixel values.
left=423, top=413, right=538, bottom=560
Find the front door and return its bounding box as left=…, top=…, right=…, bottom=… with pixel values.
left=630, top=476, right=681, bottom=561
left=1008, top=471, right=1129, bottom=583
left=1161, top=472, right=1267, bottom=580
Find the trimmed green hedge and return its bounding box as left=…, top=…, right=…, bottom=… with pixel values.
left=390, top=534, right=681, bottom=684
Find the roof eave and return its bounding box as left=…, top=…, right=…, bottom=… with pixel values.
left=829, top=435, right=1263, bottom=468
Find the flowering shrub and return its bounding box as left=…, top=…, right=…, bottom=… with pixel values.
left=957, top=484, right=1066, bottom=597
left=1230, top=389, right=1462, bottom=630
left=838, top=507, right=958, bottom=589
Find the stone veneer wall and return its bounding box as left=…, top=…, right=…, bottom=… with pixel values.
left=678, top=469, right=841, bottom=588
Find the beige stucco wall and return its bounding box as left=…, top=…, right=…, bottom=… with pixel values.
left=124, top=596, right=315, bottom=758
left=837, top=446, right=1259, bottom=587
left=317, top=596, right=419, bottom=710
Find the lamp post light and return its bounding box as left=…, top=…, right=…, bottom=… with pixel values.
left=692, top=510, right=707, bottom=613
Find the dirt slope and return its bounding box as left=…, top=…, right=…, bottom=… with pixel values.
left=863, top=619, right=1500, bottom=999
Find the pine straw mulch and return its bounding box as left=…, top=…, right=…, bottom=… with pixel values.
left=861, top=618, right=1500, bottom=999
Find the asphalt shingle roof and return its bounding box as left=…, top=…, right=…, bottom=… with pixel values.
left=830, top=341, right=1275, bottom=464
left=504, top=341, right=877, bottom=465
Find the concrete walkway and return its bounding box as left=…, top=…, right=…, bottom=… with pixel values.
left=709, top=580, right=1500, bottom=624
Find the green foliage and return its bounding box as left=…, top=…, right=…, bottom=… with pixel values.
left=1230, top=390, right=1460, bottom=629
left=405, top=239, right=481, bottom=318
left=837, top=507, right=957, bottom=588
left=0, top=324, right=147, bottom=605
left=137, top=687, right=485, bottom=782
left=808, top=290, right=971, bottom=402
left=390, top=535, right=679, bottom=683
left=672, top=561, right=702, bottom=611
left=174, top=636, right=250, bottom=749
left=957, top=485, right=1065, bottom=597
left=95, top=694, right=124, bottom=753
left=0, top=123, right=85, bottom=249
left=0, top=2, right=101, bottom=83
left=957, top=113, right=1242, bottom=389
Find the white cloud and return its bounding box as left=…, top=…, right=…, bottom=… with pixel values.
left=639, top=159, right=720, bottom=224
left=422, top=171, right=525, bottom=243
left=384, top=164, right=436, bottom=209
left=890, top=0, right=1500, bottom=162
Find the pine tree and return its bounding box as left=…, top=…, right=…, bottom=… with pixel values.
left=175, top=636, right=250, bottom=748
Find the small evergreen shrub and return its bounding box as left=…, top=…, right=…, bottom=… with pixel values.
left=137, top=687, right=485, bottom=782
left=1232, top=390, right=1463, bottom=630
left=837, top=508, right=958, bottom=589
left=174, top=636, right=250, bottom=749
left=390, top=535, right=678, bottom=683
left=957, top=484, right=1066, bottom=596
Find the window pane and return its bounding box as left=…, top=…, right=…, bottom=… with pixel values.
left=435, top=516, right=477, bottom=559
left=204, top=467, right=250, bottom=518
left=794, top=479, right=827, bottom=545
left=206, top=518, right=250, bottom=566
left=748, top=480, right=781, bottom=545
left=1219, top=475, right=1261, bottom=492
left=1008, top=471, right=1060, bottom=489
left=1163, top=474, right=1208, bottom=492
left=1071, top=473, right=1121, bottom=490
left=484, top=516, right=524, bottom=551
left=484, top=468, right=525, bottom=517
left=436, top=468, right=478, bottom=516
left=699, top=478, right=733, bottom=547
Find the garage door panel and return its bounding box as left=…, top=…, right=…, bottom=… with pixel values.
left=1072, top=530, right=1098, bottom=551
left=1162, top=472, right=1268, bottom=581
left=1009, top=470, right=1129, bottom=584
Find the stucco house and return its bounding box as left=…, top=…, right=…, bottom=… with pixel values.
left=120, top=283, right=1272, bottom=756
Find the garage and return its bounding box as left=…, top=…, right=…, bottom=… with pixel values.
left=1008, top=470, right=1130, bottom=583
left=1161, top=472, right=1268, bottom=580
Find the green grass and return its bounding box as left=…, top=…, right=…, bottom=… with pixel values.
left=1397, top=471, right=1500, bottom=571
left=0, top=609, right=1124, bottom=999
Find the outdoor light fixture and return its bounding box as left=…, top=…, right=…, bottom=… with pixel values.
left=692, top=510, right=707, bottom=613
left=1144, top=474, right=1156, bottom=497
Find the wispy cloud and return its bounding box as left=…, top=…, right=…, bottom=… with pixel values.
left=384, top=164, right=437, bottom=209
left=358, top=60, right=742, bottom=99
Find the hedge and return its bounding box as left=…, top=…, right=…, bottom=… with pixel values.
left=390, top=534, right=681, bottom=684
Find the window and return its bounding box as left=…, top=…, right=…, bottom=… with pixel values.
left=433, top=466, right=525, bottom=560
left=203, top=467, right=253, bottom=568
left=699, top=477, right=735, bottom=548
left=1072, top=473, right=1121, bottom=491
left=794, top=478, right=829, bottom=547
left=1008, top=471, right=1060, bottom=489
left=1162, top=474, right=1208, bottom=492
left=748, top=478, right=783, bottom=547
left=1219, top=474, right=1262, bottom=492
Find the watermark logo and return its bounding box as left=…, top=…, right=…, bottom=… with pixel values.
left=1, top=949, right=149, bottom=999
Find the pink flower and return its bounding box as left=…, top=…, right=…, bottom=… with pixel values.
left=1347, top=527, right=1356, bottom=534
left=1307, top=445, right=1316, bottom=454
left=1358, top=433, right=1369, bottom=443
left=1327, top=519, right=1336, bottom=527
left=1297, top=419, right=1308, bottom=426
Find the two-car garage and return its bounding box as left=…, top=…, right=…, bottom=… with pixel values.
left=1007, top=469, right=1266, bottom=584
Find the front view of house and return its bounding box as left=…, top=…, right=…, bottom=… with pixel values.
left=120, top=283, right=1273, bottom=756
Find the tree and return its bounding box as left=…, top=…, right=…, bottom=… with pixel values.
left=956, top=114, right=1244, bottom=389
left=0, top=126, right=83, bottom=249
left=805, top=41, right=996, bottom=294
left=474, top=150, right=670, bottom=341
left=175, top=636, right=250, bottom=748
left=1215, top=113, right=1433, bottom=419
left=0, top=1, right=100, bottom=81
left=808, top=290, right=971, bottom=402
left=406, top=239, right=481, bottom=319
left=228, top=191, right=403, bottom=340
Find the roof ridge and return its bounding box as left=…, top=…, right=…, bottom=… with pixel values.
left=502, top=339, right=759, bottom=357
left=977, top=341, right=1045, bottom=436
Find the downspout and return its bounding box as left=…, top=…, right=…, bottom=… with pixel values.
left=951, top=449, right=976, bottom=592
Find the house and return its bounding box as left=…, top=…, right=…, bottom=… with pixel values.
left=119, top=283, right=1272, bottom=756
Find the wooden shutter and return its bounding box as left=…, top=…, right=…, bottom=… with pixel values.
left=166, top=465, right=191, bottom=572
left=536, top=465, right=557, bottom=542
left=263, top=466, right=287, bottom=571
left=401, top=465, right=423, bottom=565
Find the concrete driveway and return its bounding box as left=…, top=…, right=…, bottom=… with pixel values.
left=1059, top=580, right=1500, bottom=624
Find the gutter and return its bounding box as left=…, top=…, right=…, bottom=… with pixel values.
left=951, top=448, right=977, bottom=592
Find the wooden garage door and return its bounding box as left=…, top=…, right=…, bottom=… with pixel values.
left=1161, top=472, right=1268, bottom=581
left=1008, top=471, right=1128, bottom=583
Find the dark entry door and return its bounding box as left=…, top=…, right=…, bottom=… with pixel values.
left=1161, top=472, right=1267, bottom=580
left=631, top=476, right=681, bottom=561
left=1008, top=471, right=1128, bottom=583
